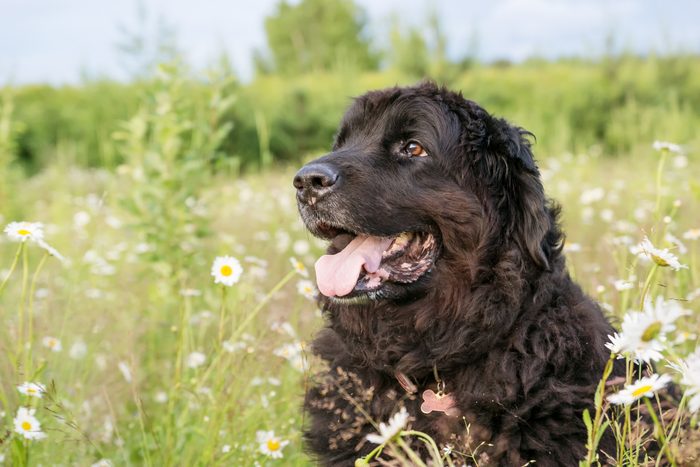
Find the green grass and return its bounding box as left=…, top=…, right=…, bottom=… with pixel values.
left=1, top=63, right=699, bottom=465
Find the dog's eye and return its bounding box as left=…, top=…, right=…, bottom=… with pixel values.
left=403, top=141, right=427, bottom=158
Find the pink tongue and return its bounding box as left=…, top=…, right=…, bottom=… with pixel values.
left=315, top=235, right=393, bottom=297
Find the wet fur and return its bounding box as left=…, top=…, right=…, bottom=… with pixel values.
left=297, top=82, right=623, bottom=466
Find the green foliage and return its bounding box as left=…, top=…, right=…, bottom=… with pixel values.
left=7, top=54, right=700, bottom=175
left=260, top=0, right=379, bottom=75
left=113, top=63, right=235, bottom=281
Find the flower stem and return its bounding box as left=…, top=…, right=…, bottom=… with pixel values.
left=217, top=285, right=227, bottom=345
left=25, top=252, right=48, bottom=375
left=17, top=242, right=29, bottom=366
left=643, top=398, right=676, bottom=466
left=0, top=241, right=23, bottom=296
left=639, top=263, right=658, bottom=310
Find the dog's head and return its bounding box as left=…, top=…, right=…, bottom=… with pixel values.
left=294, top=82, right=555, bottom=305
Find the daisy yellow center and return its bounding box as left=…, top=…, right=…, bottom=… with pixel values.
left=650, top=254, right=669, bottom=267
left=21, top=421, right=32, bottom=431
left=641, top=321, right=662, bottom=342
left=267, top=439, right=281, bottom=451
left=27, top=388, right=36, bottom=394
left=18, top=229, right=31, bottom=236
left=631, top=385, right=654, bottom=397
left=220, top=265, right=233, bottom=276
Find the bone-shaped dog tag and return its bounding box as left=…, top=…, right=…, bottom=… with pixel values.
left=420, top=389, right=459, bottom=417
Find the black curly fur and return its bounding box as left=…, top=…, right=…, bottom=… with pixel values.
left=295, top=82, right=624, bottom=466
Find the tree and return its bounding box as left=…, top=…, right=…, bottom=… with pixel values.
left=259, top=0, right=379, bottom=75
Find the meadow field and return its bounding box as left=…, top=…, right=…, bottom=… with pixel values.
left=1, top=58, right=700, bottom=466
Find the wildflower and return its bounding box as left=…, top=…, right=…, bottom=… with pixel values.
left=613, top=279, right=634, bottom=292
left=256, top=430, right=289, bottom=458
left=366, top=407, right=410, bottom=444
left=118, top=361, right=133, bottom=383
left=69, top=340, right=87, bottom=359
left=13, top=407, right=47, bottom=440
left=4, top=222, right=44, bottom=242
left=665, top=233, right=687, bottom=254
left=293, top=239, right=310, bottom=255
left=211, top=256, right=243, bottom=286
left=179, top=288, right=202, bottom=297
left=607, top=374, right=671, bottom=406
left=605, top=297, right=687, bottom=363
left=683, top=228, right=700, bottom=241
left=91, top=460, right=113, bottom=467
left=637, top=237, right=686, bottom=270
left=42, top=336, right=62, bottom=352
left=36, top=239, right=66, bottom=263
left=222, top=444, right=231, bottom=453
left=297, top=280, right=316, bottom=299
left=73, top=211, right=91, bottom=228
left=563, top=242, right=581, bottom=253
left=274, top=342, right=307, bottom=372
left=289, top=257, right=309, bottom=277
left=579, top=187, right=605, bottom=205
left=222, top=341, right=245, bottom=353
left=17, top=382, right=46, bottom=398
left=652, top=140, right=683, bottom=154
left=670, top=349, right=700, bottom=413
left=187, top=351, right=206, bottom=369
left=154, top=391, right=168, bottom=403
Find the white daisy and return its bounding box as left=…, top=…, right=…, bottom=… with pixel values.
left=652, top=140, right=683, bottom=154
left=117, top=361, right=133, bottom=383
left=42, top=336, right=62, bottom=352
left=671, top=349, right=700, bottom=413
left=222, top=444, right=231, bottom=453
left=187, top=351, right=206, bottom=369
left=607, top=374, right=672, bottom=406
left=36, top=239, right=66, bottom=263
left=682, top=228, right=700, bottom=241
left=211, top=256, right=243, bottom=286
left=292, top=239, right=310, bottom=255
left=256, top=430, right=289, bottom=458
left=69, top=340, right=87, bottom=359
left=366, top=407, right=410, bottom=444
left=90, top=460, right=113, bottom=467
left=273, top=342, right=307, bottom=372
left=289, top=257, right=309, bottom=277
left=637, top=237, right=686, bottom=270
left=17, top=382, right=46, bottom=398
left=13, top=407, right=47, bottom=440
left=296, top=280, right=316, bottom=299
left=4, top=221, right=44, bottom=243
left=605, top=297, right=686, bottom=363
left=613, top=279, right=635, bottom=292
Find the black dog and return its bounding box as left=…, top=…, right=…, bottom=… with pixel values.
left=293, top=82, right=622, bottom=466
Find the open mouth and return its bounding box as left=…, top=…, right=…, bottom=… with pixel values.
left=313, top=226, right=439, bottom=299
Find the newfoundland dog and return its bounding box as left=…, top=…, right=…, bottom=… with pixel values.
left=293, top=82, right=623, bottom=466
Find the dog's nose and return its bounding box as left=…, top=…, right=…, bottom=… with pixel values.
left=293, top=163, right=340, bottom=203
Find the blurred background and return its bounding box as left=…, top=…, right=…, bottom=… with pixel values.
left=2, top=0, right=700, bottom=174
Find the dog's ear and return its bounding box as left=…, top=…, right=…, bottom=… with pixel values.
left=486, top=118, right=538, bottom=173
left=485, top=117, right=552, bottom=270
left=452, top=97, right=552, bottom=269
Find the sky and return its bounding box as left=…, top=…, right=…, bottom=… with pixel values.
left=2, top=0, right=699, bottom=85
